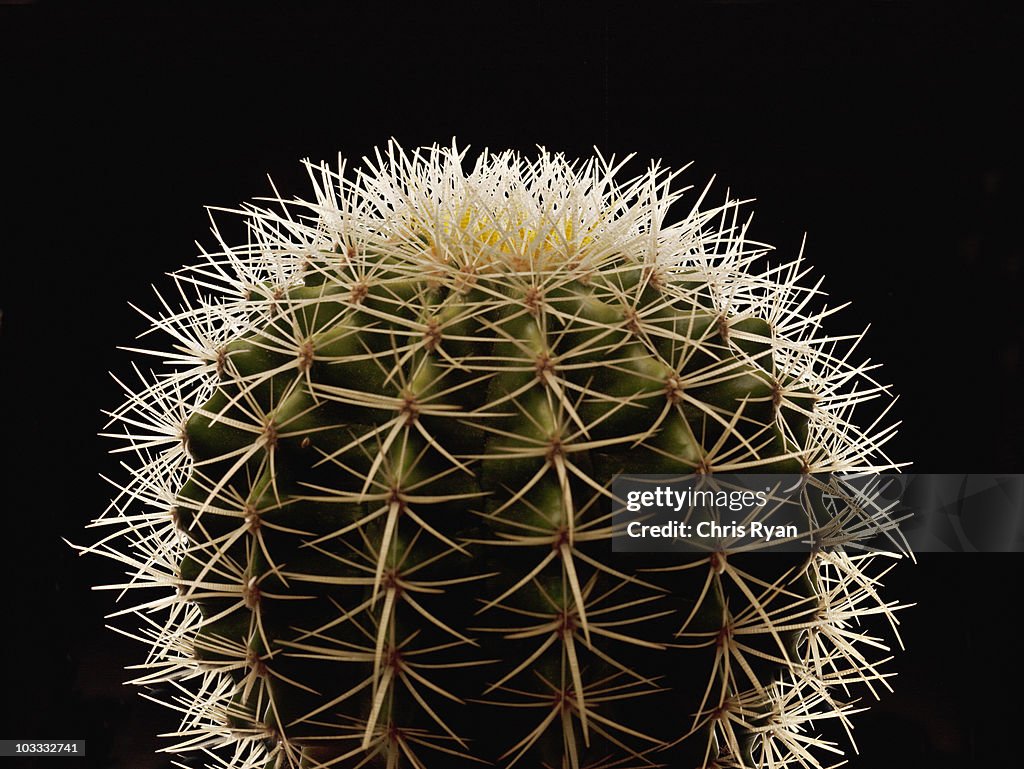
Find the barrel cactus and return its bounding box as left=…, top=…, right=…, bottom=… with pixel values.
left=87, top=142, right=905, bottom=769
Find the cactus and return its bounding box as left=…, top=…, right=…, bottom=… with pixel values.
left=85, top=142, right=906, bottom=769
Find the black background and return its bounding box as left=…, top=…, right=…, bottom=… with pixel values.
left=1, top=1, right=1021, bottom=767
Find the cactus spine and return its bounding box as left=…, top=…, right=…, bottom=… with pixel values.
left=87, top=143, right=904, bottom=769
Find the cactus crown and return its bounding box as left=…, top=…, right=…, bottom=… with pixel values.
left=86, top=142, right=904, bottom=769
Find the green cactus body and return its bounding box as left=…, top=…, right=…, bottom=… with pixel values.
left=89, top=144, right=904, bottom=769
